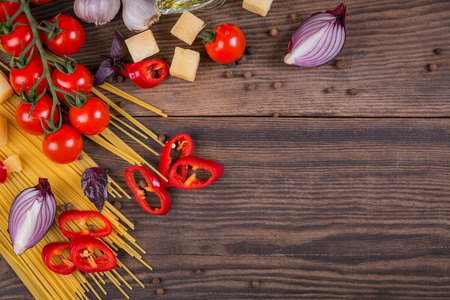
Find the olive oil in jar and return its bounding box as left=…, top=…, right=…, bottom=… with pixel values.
left=156, top=0, right=226, bottom=14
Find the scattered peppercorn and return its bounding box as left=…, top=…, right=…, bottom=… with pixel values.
left=273, top=81, right=282, bottom=89
left=66, top=203, right=73, bottom=211
left=228, top=61, right=236, bottom=67
left=273, top=112, right=280, bottom=118
left=138, top=179, right=147, bottom=189
left=325, top=87, right=333, bottom=94
left=225, top=70, right=234, bottom=78
left=434, top=48, right=442, bottom=55
left=348, top=88, right=357, bottom=95
left=193, top=269, right=203, bottom=275
left=158, top=134, right=166, bottom=143
left=244, top=46, right=253, bottom=55
left=59, top=205, right=66, bottom=212
left=156, top=288, right=164, bottom=295
left=335, top=60, right=346, bottom=69
left=77, top=154, right=83, bottom=160
left=428, top=63, right=437, bottom=72
left=243, top=71, right=252, bottom=79
left=106, top=76, right=114, bottom=84
left=116, top=101, right=125, bottom=108
left=152, top=277, right=161, bottom=285
left=113, top=201, right=122, bottom=210
left=269, top=28, right=278, bottom=37
left=88, top=224, right=94, bottom=231
left=236, top=56, right=247, bottom=65
left=245, top=83, right=255, bottom=91
left=289, top=13, right=297, bottom=21
left=251, top=281, right=260, bottom=288
left=116, top=74, right=125, bottom=83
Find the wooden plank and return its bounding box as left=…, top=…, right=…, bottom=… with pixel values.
left=4, top=0, right=442, bottom=117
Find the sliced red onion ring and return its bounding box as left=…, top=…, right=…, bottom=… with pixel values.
left=283, top=3, right=346, bottom=68
left=8, top=178, right=56, bottom=256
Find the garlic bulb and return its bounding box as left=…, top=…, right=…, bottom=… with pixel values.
left=121, top=0, right=160, bottom=32
left=74, top=0, right=121, bottom=26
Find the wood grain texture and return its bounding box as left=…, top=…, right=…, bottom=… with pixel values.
left=3, top=118, right=448, bottom=299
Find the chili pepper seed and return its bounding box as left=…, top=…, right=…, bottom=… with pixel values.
left=289, top=13, right=297, bottom=21
left=269, top=28, right=278, bottom=37
left=428, top=63, right=437, bottom=72
left=156, top=288, right=165, bottom=295
left=273, top=81, right=282, bottom=89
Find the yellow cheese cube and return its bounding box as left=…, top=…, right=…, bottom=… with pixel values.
left=242, top=0, right=273, bottom=17
left=0, top=117, right=7, bottom=146
left=125, top=30, right=160, bottom=62
left=0, top=71, right=13, bottom=104
left=170, top=47, right=200, bottom=82
left=171, top=12, right=205, bottom=45
left=4, top=155, right=22, bottom=173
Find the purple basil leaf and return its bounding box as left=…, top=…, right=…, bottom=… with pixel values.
left=93, top=60, right=115, bottom=86
left=111, top=31, right=129, bottom=61
left=81, top=167, right=108, bottom=212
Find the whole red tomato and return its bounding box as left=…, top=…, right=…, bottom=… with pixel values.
left=1, top=14, right=43, bottom=57
left=201, top=23, right=246, bottom=64
left=0, top=1, right=21, bottom=22
left=52, top=64, right=93, bottom=101
left=44, top=14, right=85, bottom=56
left=29, top=0, right=52, bottom=3
left=16, top=95, right=59, bottom=136
left=42, top=124, right=83, bottom=164
left=69, top=97, right=110, bottom=135
left=10, top=54, right=48, bottom=96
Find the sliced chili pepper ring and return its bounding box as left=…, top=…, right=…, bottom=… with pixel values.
left=123, top=59, right=169, bottom=89
left=58, top=210, right=112, bottom=239
left=124, top=166, right=171, bottom=215
left=158, top=133, right=194, bottom=188
left=69, top=236, right=117, bottom=273
left=168, top=156, right=224, bottom=190
left=42, top=242, right=76, bottom=275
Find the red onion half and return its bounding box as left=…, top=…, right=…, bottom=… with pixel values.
left=283, top=3, right=346, bottom=68
left=8, top=178, right=56, bottom=255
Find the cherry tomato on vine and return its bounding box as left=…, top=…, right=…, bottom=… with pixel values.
left=199, top=23, right=246, bottom=64
left=42, top=124, right=83, bottom=164
left=1, top=14, right=43, bottom=57
left=69, top=97, right=110, bottom=135
left=44, top=14, right=85, bottom=56
left=0, top=1, right=21, bottom=22
left=9, top=54, right=48, bottom=96
left=16, top=95, right=59, bottom=136
left=29, top=0, right=52, bottom=4
left=52, top=64, right=93, bottom=101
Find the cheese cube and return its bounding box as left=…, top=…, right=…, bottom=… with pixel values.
left=0, top=71, right=13, bottom=104
left=4, top=155, right=22, bottom=173
left=170, top=47, right=200, bottom=82
left=242, top=0, right=273, bottom=17
left=125, top=30, right=160, bottom=62
left=171, top=12, right=205, bottom=45
left=0, top=117, right=7, bottom=146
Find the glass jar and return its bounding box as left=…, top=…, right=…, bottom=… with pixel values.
left=156, top=0, right=226, bottom=14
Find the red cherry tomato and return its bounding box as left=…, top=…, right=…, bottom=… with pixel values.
left=9, top=54, right=48, bottom=96
left=69, top=97, right=110, bottom=135
left=1, top=14, right=43, bottom=57
left=16, top=95, right=59, bottom=136
left=42, top=124, right=83, bottom=164
left=44, top=14, right=85, bottom=56
left=29, top=0, right=52, bottom=4
left=52, top=64, right=93, bottom=101
left=0, top=1, right=21, bottom=22
left=201, top=23, right=246, bottom=64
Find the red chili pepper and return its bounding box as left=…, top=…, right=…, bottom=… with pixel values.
left=69, top=236, right=116, bottom=273
left=117, top=59, right=169, bottom=89
left=42, top=242, right=76, bottom=275
left=169, top=156, right=224, bottom=190
left=58, top=210, right=112, bottom=239
left=0, top=161, right=7, bottom=184
left=158, top=133, right=194, bottom=188
left=124, top=166, right=171, bottom=215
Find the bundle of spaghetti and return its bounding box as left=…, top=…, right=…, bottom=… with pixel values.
left=0, top=94, right=153, bottom=300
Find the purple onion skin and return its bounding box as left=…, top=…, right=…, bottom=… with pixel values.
left=283, top=3, right=347, bottom=68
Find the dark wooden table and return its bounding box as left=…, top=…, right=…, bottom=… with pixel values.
left=1, top=0, right=449, bottom=299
